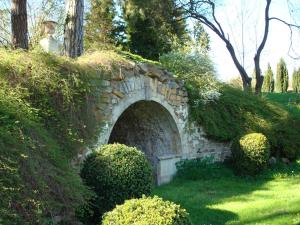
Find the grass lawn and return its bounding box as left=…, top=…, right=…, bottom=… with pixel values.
left=264, top=92, right=300, bottom=118
left=153, top=161, right=300, bottom=225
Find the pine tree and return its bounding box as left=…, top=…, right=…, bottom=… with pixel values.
left=85, top=0, right=116, bottom=49
left=292, top=69, right=300, bottom=93
left=275, top=58, right=289, bottom=93
left=262, top=63, right=274, bottom=92
left=123, top=0, right=188, bottom=60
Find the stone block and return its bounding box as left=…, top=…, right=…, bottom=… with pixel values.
left=101, top=80, right=110, bottom=87
left=169, top=95, right=177, bottom=101
left=158, top=75, right=169, bottom=82
left=112, top=90, right=125, bottom=99
left=157, top=155, right=181, bottom=185
left=111, top=68, right=125, bottom=81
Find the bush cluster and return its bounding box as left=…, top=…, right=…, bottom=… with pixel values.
left=160, top=50, right=220, bottom=105
left=102, top=195, right=192, bottom=225
left=188, top=85, right=300, bottom=160
left=79, top=144, right=153, bottom=224
left=231, top=133, right=270, bottom=175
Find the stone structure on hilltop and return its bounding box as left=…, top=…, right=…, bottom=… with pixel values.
left=80, top=58, right=230, bottom=185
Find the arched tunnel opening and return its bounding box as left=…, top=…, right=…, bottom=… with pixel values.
left=108, top=100, right=181, bottom=180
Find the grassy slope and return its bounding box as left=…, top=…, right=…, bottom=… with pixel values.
left=153, top=162, right=300, bottom=225
left=0, top=48, right=105, bottom=224
left=264, top=92, right=300, bottom=118
left=0, top=48, right=160, bottom=224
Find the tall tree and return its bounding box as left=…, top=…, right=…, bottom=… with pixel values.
left=85, top=0, right=116, bottom=49
left=292, top=69, right=300, bottom=93
left=177, top=0, right=300, bottom=93
left=192, top=21, right=210, bottom=54
left=275, top=58, right=289, bottom=93
left=262, top=63, right=274, bottom=92
left=123, top=0, right=188, bottom=60
left=64, top=0, right=84, bottom=58
left=11, top=0, right=28, bottom=49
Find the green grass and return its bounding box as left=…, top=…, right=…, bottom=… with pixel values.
left=264, top=92, right=300, bottom=118
left=153, top=161, right=300, bottom=225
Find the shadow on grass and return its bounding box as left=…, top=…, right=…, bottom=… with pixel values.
left=239, top=210, right=300, bottom=225
left=152, top=160, right=300, bottom=225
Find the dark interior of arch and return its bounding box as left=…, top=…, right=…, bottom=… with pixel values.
left=108, top=100, right=181, bottom=175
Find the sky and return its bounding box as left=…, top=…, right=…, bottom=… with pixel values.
left=203, top=0, right=300, bottom=82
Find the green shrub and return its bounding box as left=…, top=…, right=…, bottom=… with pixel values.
left=79, top=144, right=153, bottom=224
left=175, top=157, right=233, bottom=180
left=0, top=49, right=97, bottom=224
left=160, top=50, right=220, bottom=105
left=187, top=85, right=300, bottom=160
left=102, top=195, right=192, bottom=225
left=231, top=133, right=271, bottom=175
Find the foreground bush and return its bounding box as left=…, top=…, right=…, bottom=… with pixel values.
left=102, top=195, right=192, bottom=225
left=232, top=133, right=270, bottom=175
left=79, top=144, right=153, bottom=224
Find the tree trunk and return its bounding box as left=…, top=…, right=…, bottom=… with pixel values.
left=11, top=0, right=28, bottom=49
left=254, top=0, right=272, bottom=94
left=225, top=40, right=252, bottom=91
left=254, top=55, right=264, bottom=94
left=64, top=0, right=84, bottom=58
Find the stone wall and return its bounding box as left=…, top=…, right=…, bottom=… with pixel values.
left=82, top=61, right=231, bottom=185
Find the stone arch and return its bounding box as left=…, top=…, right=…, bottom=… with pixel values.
left=108, top=100, right=182, bottom=176
left=92, top=75, right=189, bottom=184
left=84, top=70, right=230, bottom=185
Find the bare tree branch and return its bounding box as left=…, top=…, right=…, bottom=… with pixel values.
left=269, top=16, right=300, bottom=60
left=269, top=16, right=300, bottom=29
left=179, top=0, right=252, bottom=90
left=177, top=0, right=299, bottom=93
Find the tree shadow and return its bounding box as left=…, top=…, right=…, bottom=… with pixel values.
left=152, top=161, right=300, bottom=225
left=241, top=210, right=300, bottom=225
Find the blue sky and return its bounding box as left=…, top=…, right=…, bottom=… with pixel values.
left=205, top=0, right=300, bottom=81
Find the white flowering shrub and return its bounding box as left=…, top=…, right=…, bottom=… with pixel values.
left=160, top=50, right=221, bottom=105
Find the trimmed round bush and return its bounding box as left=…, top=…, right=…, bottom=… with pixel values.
left=102, top=195, right=192, bottom=225
left=231, top=133, right=270, bottom=175
left=80, top=144, right=153, bottom=224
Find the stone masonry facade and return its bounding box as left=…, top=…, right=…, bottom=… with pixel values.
left=83, top=60, right=231, bottom=185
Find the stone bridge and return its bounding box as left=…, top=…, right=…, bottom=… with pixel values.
left=84, top=60, right=230, bottom=185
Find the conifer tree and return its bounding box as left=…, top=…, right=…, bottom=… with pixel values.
left=262, top=63, right=274, bottom=92
left=275, top=58, right=289, bottom=93
left=85, top=0, right=116, bottom=49
left=123, top=0, right=188, bottom=60
left=292, top=69, right=300, bottom=93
